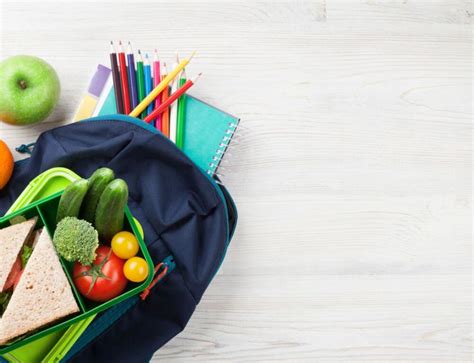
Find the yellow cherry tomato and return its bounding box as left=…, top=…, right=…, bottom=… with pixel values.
left=123, top=257, right=149, bottom=282
left=111, top=231, right=139, bottom=259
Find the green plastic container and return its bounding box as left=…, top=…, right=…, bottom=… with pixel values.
left=0, top=189, right=154, bottom=355
left=2, top=168, right=86, bottom=363
left=2, top=167, right=145, bottom=362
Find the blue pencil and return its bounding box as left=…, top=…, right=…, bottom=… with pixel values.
left=126, top=42, right=138, bottom=109
left=144, top=54, right=153, bottom=116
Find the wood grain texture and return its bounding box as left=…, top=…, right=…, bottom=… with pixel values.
left=0, top=0, right=472, bottom=361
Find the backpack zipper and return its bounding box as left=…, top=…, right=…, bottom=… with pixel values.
left=140, top=255, right=176, bottom=300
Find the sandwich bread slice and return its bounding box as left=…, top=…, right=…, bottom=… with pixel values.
left=0, top=228, right=80, bottom=345
left=0, top=218, right=37, bottom=292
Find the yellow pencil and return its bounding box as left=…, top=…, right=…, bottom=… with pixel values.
left=129, top=52, right=195, bottom=118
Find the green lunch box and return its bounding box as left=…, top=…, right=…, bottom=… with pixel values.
left=0, top=176, right=154, bottom=355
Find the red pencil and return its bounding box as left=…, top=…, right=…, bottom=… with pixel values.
left=144, top=73, right=201, bottom=124
left=118, top=41, right=131, bottom=114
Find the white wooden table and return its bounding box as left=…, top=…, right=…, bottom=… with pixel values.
left=1, top=1, right=472, bottom=361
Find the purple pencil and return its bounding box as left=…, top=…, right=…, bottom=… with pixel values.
left=109, top=41, right=124, bottom=114
left=126, top=42, right=139, bottom=109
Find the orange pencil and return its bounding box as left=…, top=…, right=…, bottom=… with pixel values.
left=161, top=63, right=170, bottom=137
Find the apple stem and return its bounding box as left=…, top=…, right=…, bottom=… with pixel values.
left=19, top=80, right=27, bottom=90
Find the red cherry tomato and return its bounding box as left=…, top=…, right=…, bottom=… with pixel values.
left=73, top=246, right=127, bottom=302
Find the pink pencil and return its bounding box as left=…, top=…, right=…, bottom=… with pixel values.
left=153, top=49, right=162, bottom=130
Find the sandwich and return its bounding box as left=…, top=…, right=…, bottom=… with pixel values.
left=0, top=220, right=79, bottom=345
left=0, top=218, right=37, bottom=307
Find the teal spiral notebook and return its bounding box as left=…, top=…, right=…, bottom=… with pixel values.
left=97, top=82, right=239, bottom=176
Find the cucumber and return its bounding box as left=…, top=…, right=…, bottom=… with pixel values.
left=95, top=178, right=129, bottom=243
left=81, top=168, right=115, bottom=223
left=56, top=179, right=89, bottom=222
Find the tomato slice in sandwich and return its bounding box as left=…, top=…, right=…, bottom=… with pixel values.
left=2, top=257, right=22, bottom=292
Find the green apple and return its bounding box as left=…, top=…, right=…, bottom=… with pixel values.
left=0, top=55, right=60, bottom=126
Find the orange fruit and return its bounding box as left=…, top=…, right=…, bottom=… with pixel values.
left=0, top=139, right=14, bottom=189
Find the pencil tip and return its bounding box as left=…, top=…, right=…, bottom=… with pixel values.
left=189, top=51, right=196, bottom=61
left=192, top=73, right=202, bottom=83
left=110, top=40, right=114, bottom=45
left=119, top=40, right=122, bottom=45
left=138, top=49, right=141, bottom=54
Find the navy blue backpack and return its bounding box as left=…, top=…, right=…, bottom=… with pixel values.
left=0, top=115, right=238, bottom=362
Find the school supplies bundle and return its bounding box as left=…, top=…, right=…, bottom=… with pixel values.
left=110, top=42, right=197, bottom=146
left=74, top=43, right=239, bottom=177
left=0, top=43, right=238, bottom=362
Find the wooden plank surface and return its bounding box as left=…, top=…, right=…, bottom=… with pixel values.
left=0, top=0, right=472, bottom=361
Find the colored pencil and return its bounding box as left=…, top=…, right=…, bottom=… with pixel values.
left=144, top=54, right=153, bottom=117
left=118, top=41, right=131, bottom=114
left=169, top=53, right=180, bottom=142
left=161, top=64, right=170, bottom=137
left=168, top=76, right=179, bottom=142
left=109, top=41, right=124, bottom=114
left=127, top=42, right=138, bottom=109
left=153, top=50, right=162, bottom=130
left=144, top=73, right=201, bottom=123
left=129, top=51, right=195, bottom=118
left=136, top=50, right=146, bottom=119
left=161, top=85, right=170, bottom=136
left=176, top=70, right=187, bottom=149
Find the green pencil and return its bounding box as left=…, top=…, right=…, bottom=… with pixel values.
left=136, top=50, right=146, bottom=119
left=176, top=71, right=187, bottom=149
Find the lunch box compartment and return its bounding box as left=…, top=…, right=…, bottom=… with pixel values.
left=0, top=191, right=154, bottom=353
left=37, top=194, right=151, bottom=311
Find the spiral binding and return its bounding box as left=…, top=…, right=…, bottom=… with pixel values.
left=207, top=121, right=240, bottom=177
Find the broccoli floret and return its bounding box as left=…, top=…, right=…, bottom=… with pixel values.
left=53, top=217, right=99, bottom=265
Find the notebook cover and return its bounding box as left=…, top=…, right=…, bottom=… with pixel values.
left=181, top=95, right=239, bottom=176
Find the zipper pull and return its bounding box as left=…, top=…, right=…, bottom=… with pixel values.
left=15, top=142, right=36, bottom=155
left=140, top=255, right=175, bottom=300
